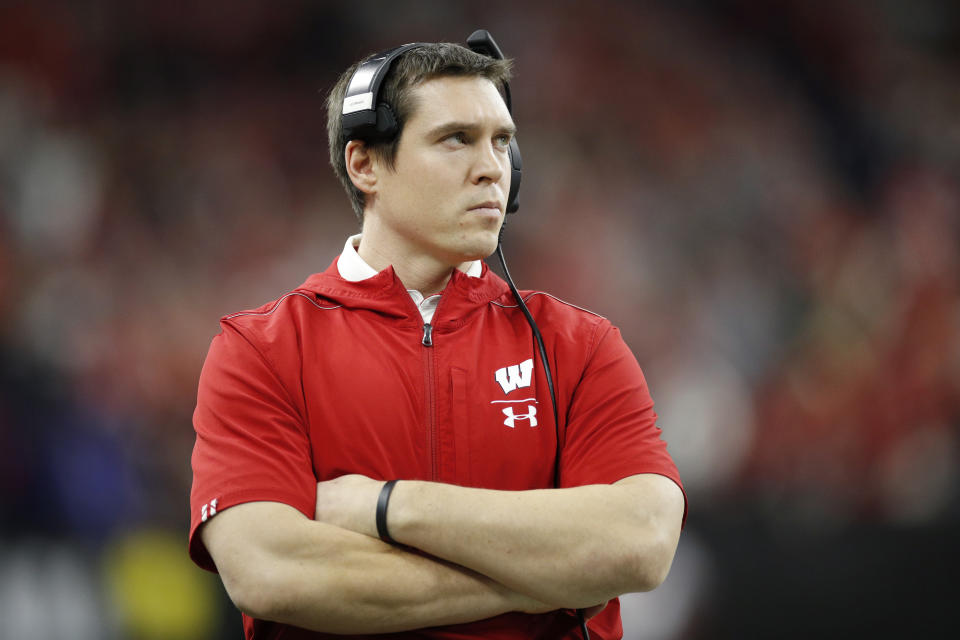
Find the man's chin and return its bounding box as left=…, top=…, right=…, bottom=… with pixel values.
left=468, top=234, right=502, bottom=261
left=438, top=229, right=502, bottom=266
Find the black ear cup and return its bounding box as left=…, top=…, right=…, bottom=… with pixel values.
left=374, top=103, right=399, bottom=139
left=506, top=138, right=522, bottom=214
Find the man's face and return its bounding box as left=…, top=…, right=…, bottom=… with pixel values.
left=369, top=75, right=515, bottom=266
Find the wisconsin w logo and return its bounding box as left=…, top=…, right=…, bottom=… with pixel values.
left=495, top=358, right=534, bottom=394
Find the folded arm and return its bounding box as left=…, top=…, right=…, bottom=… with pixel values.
left=201, top=501, right=553, bottom=634
left=315, top=473, right=685, bottom=610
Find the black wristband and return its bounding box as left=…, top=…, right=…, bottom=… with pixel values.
left=376, top=480, right=399, bottom=545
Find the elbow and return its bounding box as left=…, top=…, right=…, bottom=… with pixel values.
left=606, top=475, right=686, bottom=594
left=228, top=585, right=272, bottom=621
left=630, top=550, right=674, bottom=592
left=201, top=502, right=330, bottom=624
left=622, top=528, right=680, bottom=593
left=220, top=572, right=267, bottom=619
left=220, top=561, right=292, bottom=621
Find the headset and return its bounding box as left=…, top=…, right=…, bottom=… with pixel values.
left=341, top=30, right=589, bottom=640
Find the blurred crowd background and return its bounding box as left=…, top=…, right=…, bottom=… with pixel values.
left=1, top=0, right=958, bottom=638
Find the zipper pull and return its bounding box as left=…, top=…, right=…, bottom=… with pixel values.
left=422, top=323, right=433, bottom=347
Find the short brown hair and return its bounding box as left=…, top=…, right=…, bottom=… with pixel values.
left=326, top=43, right=513, bottom=222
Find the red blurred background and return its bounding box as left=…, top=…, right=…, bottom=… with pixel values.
left=1, top=1, right=957, bottom=638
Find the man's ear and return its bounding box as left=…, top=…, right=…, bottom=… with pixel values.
left=345, top=140, right=377, bottom=196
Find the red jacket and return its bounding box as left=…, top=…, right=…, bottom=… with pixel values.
left=190, top=259, right=685, bottom=639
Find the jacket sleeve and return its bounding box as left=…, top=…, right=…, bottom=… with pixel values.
left=188, top=320, right=316, bottom=572
left=560, top=323, right=687, bottom=523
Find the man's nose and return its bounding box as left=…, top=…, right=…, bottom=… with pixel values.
left=471, top=141, right=505, bottom=185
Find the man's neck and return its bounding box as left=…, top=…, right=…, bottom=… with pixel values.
left=358, top=219, right=469, bottom=297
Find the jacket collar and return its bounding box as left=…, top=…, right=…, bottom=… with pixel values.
left=296, top=258, right=510, bottom=326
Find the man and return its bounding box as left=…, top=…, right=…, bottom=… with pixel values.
left=189, top=37, right=686, bottom=640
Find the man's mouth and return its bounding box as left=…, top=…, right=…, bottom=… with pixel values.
left=468, top=201, right=502, bottom=215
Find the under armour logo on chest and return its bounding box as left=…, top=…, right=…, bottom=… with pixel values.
left=502, top=405, right=538, bottom=428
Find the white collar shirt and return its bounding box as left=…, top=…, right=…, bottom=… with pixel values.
left=336, top=234, right=482, bottom=324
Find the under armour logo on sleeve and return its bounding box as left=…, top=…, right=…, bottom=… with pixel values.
left=201, top=498, right=219, bottom=522
left=502, top=405, right=538, bottom=428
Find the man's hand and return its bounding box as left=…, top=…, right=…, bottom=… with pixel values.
left=314, top=473, right=384, bottom=538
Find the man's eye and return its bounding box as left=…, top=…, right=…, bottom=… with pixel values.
left=495, top=134, right=511, bottom=147
left=447, top=132, right=468, bottom=145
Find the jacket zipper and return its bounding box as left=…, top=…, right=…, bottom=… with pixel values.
left=421, top=322, right=438, bottom=481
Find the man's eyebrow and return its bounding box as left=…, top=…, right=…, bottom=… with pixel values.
left=425, top=121, right=517, bottom=139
